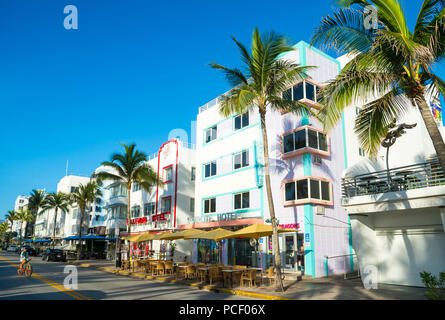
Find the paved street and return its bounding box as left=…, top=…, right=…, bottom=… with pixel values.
left=0, top=252, right=254, bottom=300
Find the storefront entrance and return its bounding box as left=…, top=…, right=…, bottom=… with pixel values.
left=279, top=232, right=304, bottom=271
left=228, top=238, right=258, bottom=267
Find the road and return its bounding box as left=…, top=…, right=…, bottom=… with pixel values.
left=0, top=252, right=254, bottom=300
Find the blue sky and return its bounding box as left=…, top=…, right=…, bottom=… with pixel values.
left=0, top=0, right=443, bottom=220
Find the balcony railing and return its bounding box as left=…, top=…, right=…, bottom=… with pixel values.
left=342, top=160, right=445, bottom=198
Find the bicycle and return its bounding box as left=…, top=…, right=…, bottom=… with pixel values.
left=17, top=258, right=33, bottom=277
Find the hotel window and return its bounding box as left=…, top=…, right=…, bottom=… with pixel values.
left=144, top=202, right=155, bottom=217
left=163, top=166, right=173, bottom=183
left=284, top=178, right=331, bottom=203
left=282, top=127, right=328, bottom=154
left=161, top=197, right=172, bottom=214
left=233, top=150, right=249, bottom=170
left=131, top=205, right=141, bottom=218
left=283, top=80, right=320, bottom=103
left=359, top=148, right=366, bottom=157
left=190, top=198, right=195, bottom=212
left=133, top=182, right=141, bottom=192
left=234, top=112, right=249, bottom=131
left=204, top=161, right=217, bottom=178
left=234, top=192, right=249, bottom=210
left=205, top=126, right=217, bottom=143
left=204, top=198, right=216, bottom=214
left=191, top=167, right=196, bottom=181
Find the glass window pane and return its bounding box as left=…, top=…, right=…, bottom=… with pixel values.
left=242, top=112, right=249, bottom=127
left=211, top=162, right=217, bottom=176
left=242, top=150, right=249, bottom=167
left=294, top=130, right=306, bottom=150
left=283, top=88, right=292, bottom=100
left=204, top=200, right=210, bottom=213
left=310, top=179, right=320, bottom=199
left=210, top=198, right=216, bottom=212
left=293, top=82, right=304, bottom=101
left=308, top=129, right=318, bottom=149
left=211, top=126, right=217, bottom=140
left=205, top=164, right=210, bottom=178
left=305, top=82, right=315, bottom=101
left=319, top=133, right=328, bottom=152
left=205, top=129, right=211, bottom=143
left=234, top=116, right=241, bottom=130
left=234, top=194, right=241, bottom=210
left=321, top=181, right=330, bottom=201
left=297, top=179, right=308, bottom=199
left=283, top=134, right=294, bottom=153
left=234, top=154, right=241, bottom=170
left=285, top=182, right=296, bottom=201
left=242, top=192, right=249, bottom=208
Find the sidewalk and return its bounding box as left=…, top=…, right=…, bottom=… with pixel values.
left=66, top=259, right=428, bottom=300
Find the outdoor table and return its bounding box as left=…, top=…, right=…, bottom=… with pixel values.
left=221, top=269, right=243, bottom=288
left=176, top=265, right=188, bottom=279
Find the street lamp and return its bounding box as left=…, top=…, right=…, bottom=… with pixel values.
left=381, top=122, right=417, bottom=186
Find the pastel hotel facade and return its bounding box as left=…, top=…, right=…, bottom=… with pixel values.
left=187, top=42, right=354, bottom=278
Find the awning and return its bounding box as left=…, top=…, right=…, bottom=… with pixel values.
left=63, top=235, right=113, bottom=241
left=158, top=228, right=206, bottom=240
left=24, top=239, right=51, bottom=243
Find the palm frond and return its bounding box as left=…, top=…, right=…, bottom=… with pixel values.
left=354, top=89, right=409, bottom=157
left=311, top=7, right=376, bottom=54
left=208, top=63, right=248, bottom=87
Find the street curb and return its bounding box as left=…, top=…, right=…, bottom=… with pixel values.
left=67, top=260, right=293, bottom=300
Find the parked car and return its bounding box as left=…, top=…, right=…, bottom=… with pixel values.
left=7, top=245, right=18, bottom=252
left=41, top=249, right=67, bottom=262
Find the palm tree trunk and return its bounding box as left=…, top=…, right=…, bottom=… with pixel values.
left=52, top=208, right=58, bottom=249
left=260, top=110, right=285, bottom=293
left=415, top=95, right=445, bottom=171
left=126, top=185, right=132, bottom=262
left=77, top=207, right=85, bottom=260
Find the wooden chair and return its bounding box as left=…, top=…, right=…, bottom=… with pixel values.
left=265, top=267, right=276, bottom=286
left=232, top=265, right=247, bottom=286
left=208, top=267, right=221, bottom=285
left=164, top=261, right=174, bottom=275
left=221, top=267, right=232, bottom=287
left=198, top=267, right=207, bottom=282
left=185, top=265, right=197, bottom=280
left=240, top=269, right=257, bottom=288
left=155, top=262, right=165, bottom=276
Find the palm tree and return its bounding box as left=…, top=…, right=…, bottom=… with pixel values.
left=311, top=0, right=445, bottom=169
left=70, top=182, right=103, bottom=260
left=209, top=28, right=313, bottom=292
left=5, top=211, right=17, bottom=231
left=93, top=143, right=158, bottom=262
left=41, top=192, right=71, bottom=249
left=28, top=189, right=47, bottom=239
left=14, top=207, right=34, bottom=243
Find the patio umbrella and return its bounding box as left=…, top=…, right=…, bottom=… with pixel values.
left=137, top=233, right=162, bottom=242
left=218, top=223, right=299, bottom=240
left=121, top=234, right=143, bottom=242
left=158, top=228, right=205, bottom=240
left=183, top=228, right=234, bottom=241
left=183, top=228, right=236, bottom=264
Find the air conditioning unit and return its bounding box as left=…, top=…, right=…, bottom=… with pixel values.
left=313, top=155, right=322, bottom=165
left=315, top=206, right=325, bottom=215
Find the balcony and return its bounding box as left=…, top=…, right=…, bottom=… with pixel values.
left=342, top=160, right=444, bottom=198
left=341, top=160, right=445, bottom=214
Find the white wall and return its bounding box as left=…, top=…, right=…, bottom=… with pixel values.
left=351, top=208, right=445, bottom=287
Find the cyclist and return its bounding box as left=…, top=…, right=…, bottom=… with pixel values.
left=19, top=247, right=30, bottom=271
